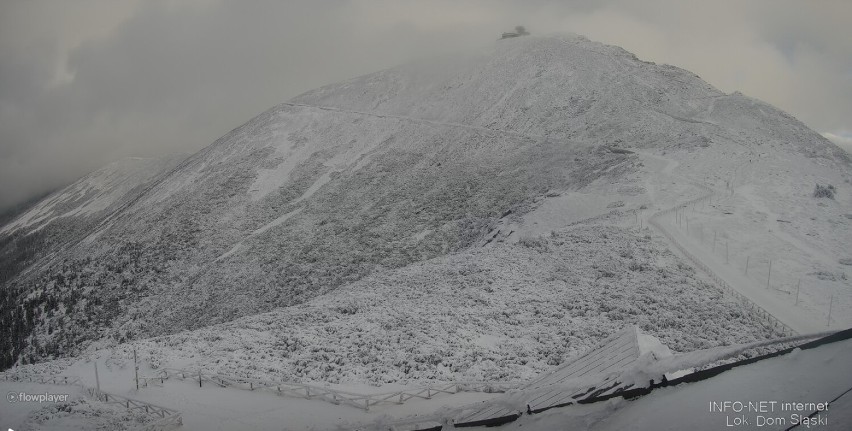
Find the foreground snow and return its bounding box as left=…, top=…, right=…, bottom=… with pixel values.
left=4, top=330, right=847, bottom=430
left=498, top=335, right=852, bottom=430
left=0, top=381, right=154, bottom=431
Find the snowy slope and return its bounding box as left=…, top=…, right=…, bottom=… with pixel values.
left=665, top=144, right=852, bottom=332
left=2, top=32, right=850, bottom=374
left=0, top=225, right=792, bottom=430
left=10, top=226, right=784, bottom=385
left=0, top=154, right=182, bottom=289
left=0, top=157, right=180, bottom=236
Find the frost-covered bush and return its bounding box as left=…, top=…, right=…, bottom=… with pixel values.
left=25, top=398, right=151, bottom=430
left=813, top=184, right=835, bottom=199
left=99, top=226, right=783, bottom=387
left=517, top=235, right=549, bottom=251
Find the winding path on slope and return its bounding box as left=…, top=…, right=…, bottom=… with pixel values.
left=635, top=149, right=819, bottom=335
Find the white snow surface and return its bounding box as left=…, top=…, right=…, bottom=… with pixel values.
left=497, top=336, right=852, bottom=430
left=0, top=381, right=154, bottom=431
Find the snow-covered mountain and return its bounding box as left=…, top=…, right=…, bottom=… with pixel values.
left=0, top=155, right=183, bottom=288
left=2, top=33, right=850, bottom=374
left=1, top=157, right=183, bottom=236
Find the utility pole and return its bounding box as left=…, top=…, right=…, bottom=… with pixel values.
left=745, top=256, right=749, bottom=275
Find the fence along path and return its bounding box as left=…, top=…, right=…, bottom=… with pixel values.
left=646, top=178, right=797, bottom=337
left=0, top=371, right=183, bottom=430
left=136, top=366, right=522, bottom=411
left=376, top=330, right=836, bottom=430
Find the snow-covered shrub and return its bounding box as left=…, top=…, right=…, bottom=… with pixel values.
left=92, top=225, right=785, bottom=386
left=813, top=184, right=835, bottom=199
left=517, top=235, right=549, bottom=251
left=26, top=398, right=151, bottom=430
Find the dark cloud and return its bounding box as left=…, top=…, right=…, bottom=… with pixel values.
left=1, top=0, right=850, bottom=211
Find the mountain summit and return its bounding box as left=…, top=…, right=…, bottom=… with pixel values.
left=1, top=34, right=849, bottom=368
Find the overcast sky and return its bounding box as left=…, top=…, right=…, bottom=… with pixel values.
left=1, top=0, right=851, bottom=211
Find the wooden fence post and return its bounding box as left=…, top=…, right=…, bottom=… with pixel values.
left=795, top=280, right=800, bottom=306
left=94, top=362, right=101, bottom=396
left=827, top=294, right=834, bottom=328
left=134, top=349, right=139, bottom=391
left=767, top=260, right=772, bottom=289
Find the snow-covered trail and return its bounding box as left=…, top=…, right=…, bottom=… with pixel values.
left=666, top=213, right=817, bottom=334
left=635, top=149, right=821, bottom=335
